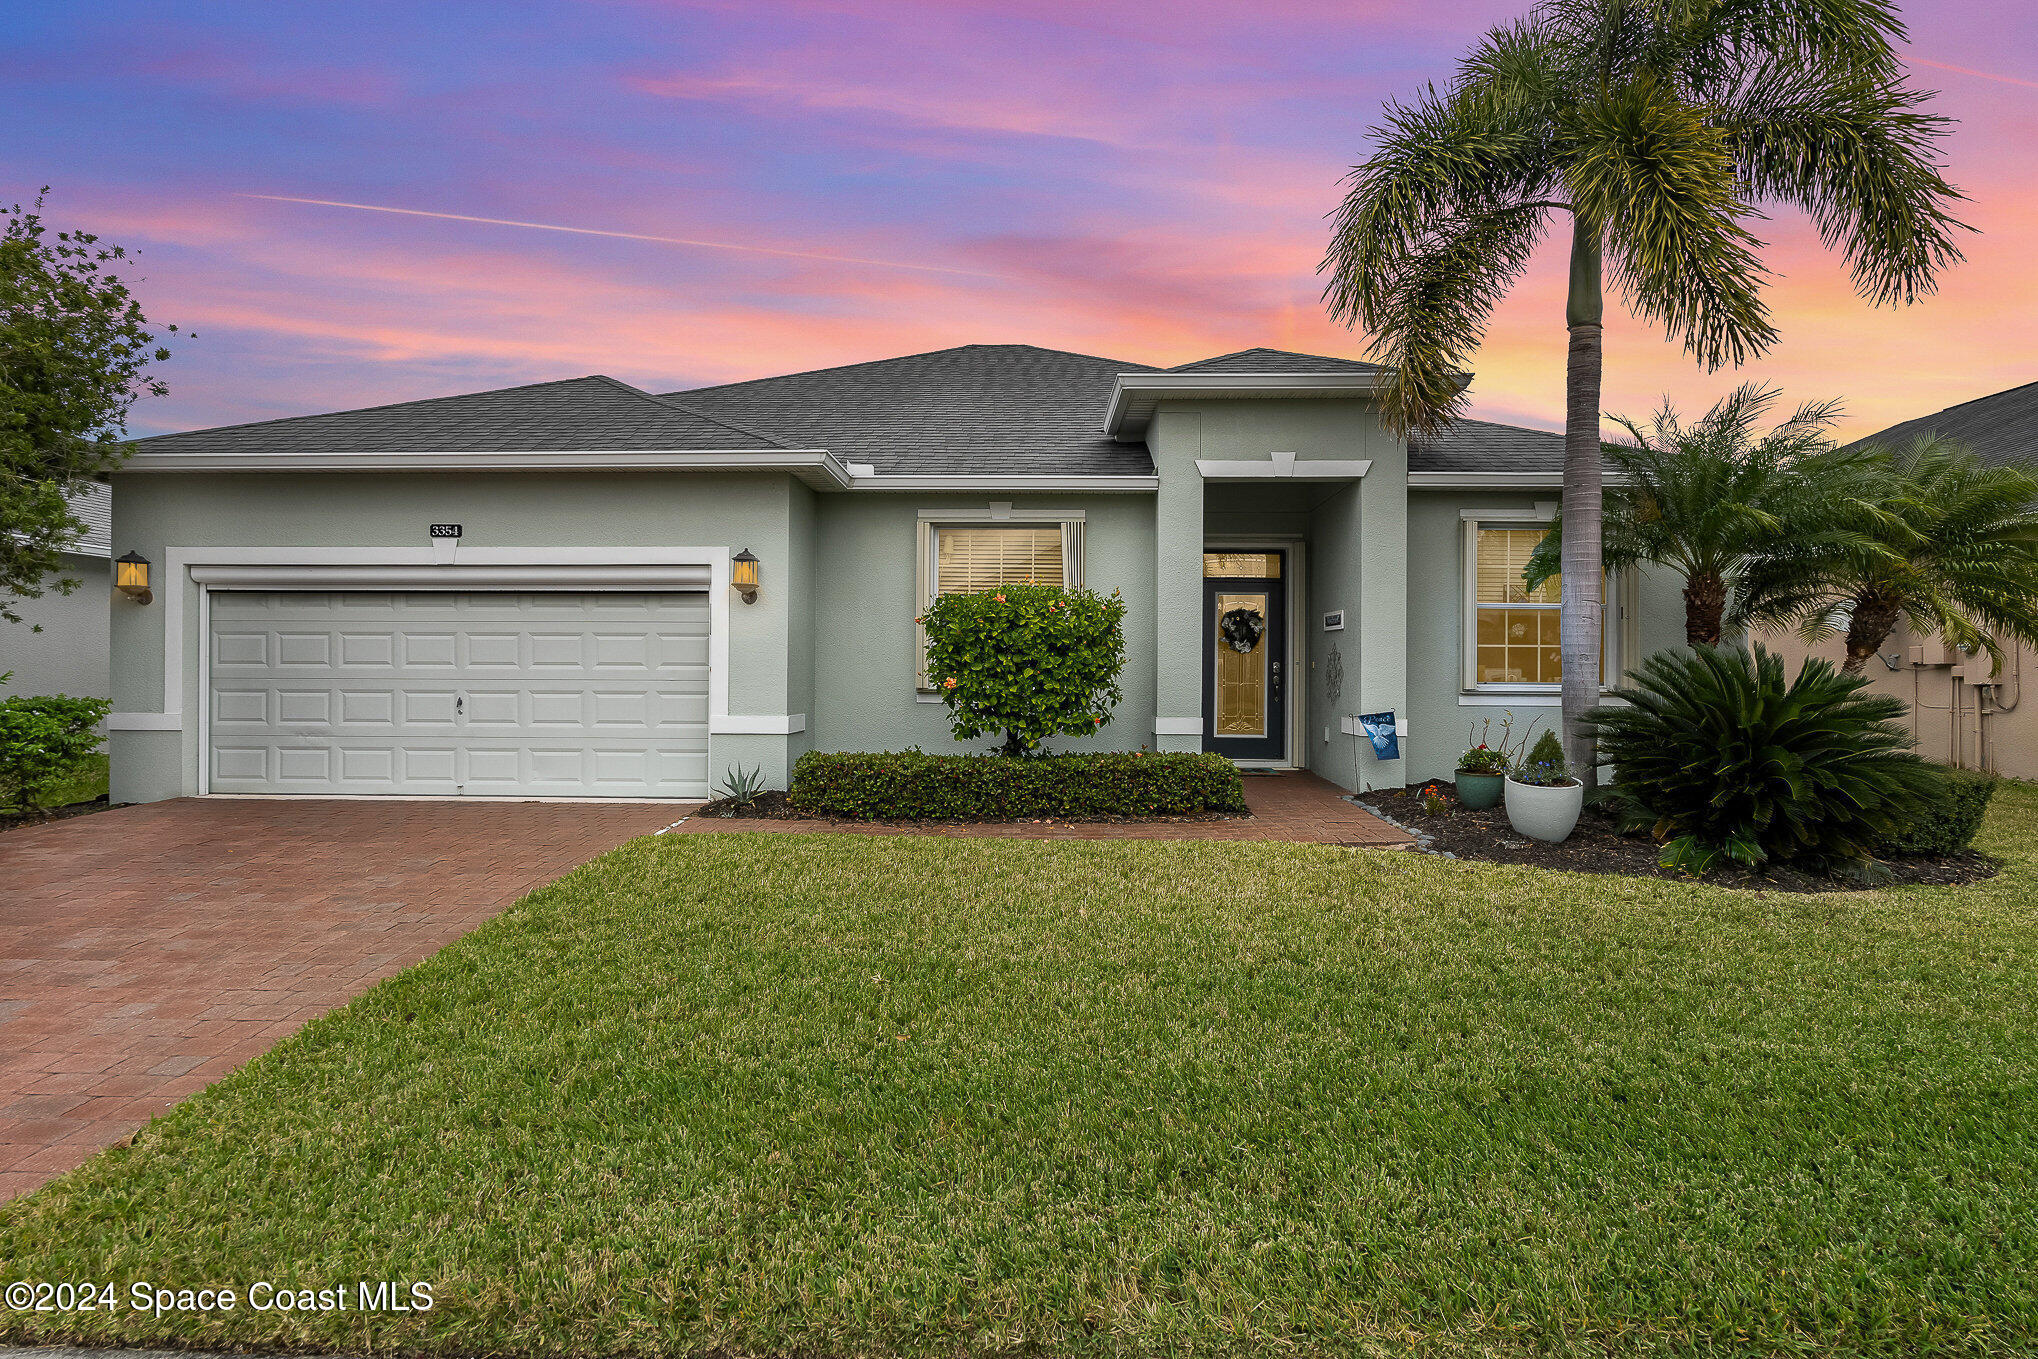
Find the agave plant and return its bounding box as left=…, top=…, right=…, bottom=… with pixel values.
left=713, top=763, right=768, bottom=810
left=1585, top=645, right=1935, bottom=878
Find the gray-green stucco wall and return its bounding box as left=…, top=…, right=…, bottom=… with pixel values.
left=1, top=556, right=111, bottom=703
left=807, top=493, right=1158, bottom=755
left=106, top=469, right=812, bottom=803
left=1403, top=489, right=1685, bottom=785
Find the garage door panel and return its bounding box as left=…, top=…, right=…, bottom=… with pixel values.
left=207, top=590, right=710, bottom=797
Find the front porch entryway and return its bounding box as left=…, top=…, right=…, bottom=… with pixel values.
left=1202, top=550, right=1288, bottom=762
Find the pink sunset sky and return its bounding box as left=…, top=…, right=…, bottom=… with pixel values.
left=8, top=0, right=2036, bottom=443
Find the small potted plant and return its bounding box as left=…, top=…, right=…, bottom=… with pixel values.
left=1454, top=740, right=1508, bottom=810
left=1504, top=729, right=1584, bottom=842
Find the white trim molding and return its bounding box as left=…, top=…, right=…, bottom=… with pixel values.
left=123, top=448, right=853, bottom=492
left=1197, top=451, right=1372, bottom=480
left=1412, top=471, right=1629, bottom=489
left=118, top=446, right=1164, bottom=495
left=107, top=711, right=182, bottom=731
left=1154, top=717, right=1204, bottom=736
left=710, top=713, right=807, bottom=735
left=1105, top=370, right=1421, bottom=439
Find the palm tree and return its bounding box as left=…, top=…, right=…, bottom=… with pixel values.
left=1523, top=383, right=1884, bottom=647
left=1323, top=0, right=1967, bottom=781
left=1742, top=437, right=2038, bottom=675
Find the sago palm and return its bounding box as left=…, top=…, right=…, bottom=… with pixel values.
left=1323, top=0, right=1966, bottom=780
left=1743, top=437, right=2038, bottom=674
left=1523, top=383, right=1884, bottom=646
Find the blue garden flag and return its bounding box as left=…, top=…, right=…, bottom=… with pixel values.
left=1356, top=711, right=1400, bottom=760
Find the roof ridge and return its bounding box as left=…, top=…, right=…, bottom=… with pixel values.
left=1917, top=377, right=2038, bottom=421
left=583, top=374, right=792, bottom=449
left=126, top=374, right=620, bottom=446
left=668, top=343, right=1159, bottom=398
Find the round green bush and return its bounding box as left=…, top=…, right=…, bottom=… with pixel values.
left=1584, top=645, right=1937, bottom=878
left=1873, top=765, right=1997, bottom=858
left=921, top=584, right=1126, bottom=756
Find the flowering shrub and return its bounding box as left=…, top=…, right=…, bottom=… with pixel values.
left=1456, top=743, right=1509, bottom=775
left=921, top=584, right=1126, bottom=756
left=1512, top=729, right=1573, bottom=787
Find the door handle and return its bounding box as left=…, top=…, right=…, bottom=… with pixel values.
left=456, top=694, right=465, bottom=715
left=1270, top=660, right=1282, bottom=701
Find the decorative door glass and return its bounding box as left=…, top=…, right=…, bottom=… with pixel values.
left=1214, top=591, right=1269, bottom=737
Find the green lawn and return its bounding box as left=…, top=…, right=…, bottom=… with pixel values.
left=0, top=752, right=107, bottom=816
left=5, top=787, right=2038, bottom=1357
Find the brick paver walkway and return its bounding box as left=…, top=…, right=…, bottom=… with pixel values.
left=677, top=769, right=1414, bottom=846
left=0, top=798, right=681, bottom=1200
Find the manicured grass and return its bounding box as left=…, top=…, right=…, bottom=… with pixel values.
left=0, top=752, right=107, bottom=815
left=6, top=788, right=2038, bottom=1357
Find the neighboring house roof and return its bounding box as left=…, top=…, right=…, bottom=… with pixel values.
left=125, top=375, right=786, bottom=456
left=1409, top=417, right=1567, bottom=475
left=1168, top=347, right=1390, bottom=376
left=1850, top=380, right=2038, bottom=467
left=67, top=482, right=111, bottom=557
left=668, top=344, right=1161, bottom=476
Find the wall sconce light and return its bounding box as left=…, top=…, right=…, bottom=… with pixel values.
left=731, top=548, right=759, bottom=604
left=115, top=550, right=153, bottom=605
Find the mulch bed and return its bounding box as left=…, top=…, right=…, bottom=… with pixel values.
left=1355, top=784, right=1999, bottom=894
left=0, top=796, right=124, bottom=835
left=691, top=790, right=1245, bottom=827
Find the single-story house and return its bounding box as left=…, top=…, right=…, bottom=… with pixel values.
left=1766, top=378, right=2037, bottom=779
left=2, top=482, right=112, bottom=703
left=105, top=345, right=1684, bottom=803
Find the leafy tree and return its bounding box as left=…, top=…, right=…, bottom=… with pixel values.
left=1324, top=0, right=1967, bottom=780
left=1746, top=436, right=2038, bottom=675
left=1524, top=383, right=1883, bottom=646
left=921, top=585, right=1125, bottom=757
left=1, top=194, right=184, bottom=625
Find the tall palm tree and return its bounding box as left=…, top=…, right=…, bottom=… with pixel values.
left=1523, top=384, right=1884, bottom=647
left=1323, top=0, right=1966, bottom=781
left=1742, top=437, right=2038, bottom=675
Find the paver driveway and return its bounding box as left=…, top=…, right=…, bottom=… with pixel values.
left=0, top=797, right=684, bottom=1200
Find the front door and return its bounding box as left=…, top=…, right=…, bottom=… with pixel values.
left=1201, top=551, right=1287, bottom=762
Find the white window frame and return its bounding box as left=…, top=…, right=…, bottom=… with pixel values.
left=915, top=509, right=1085, bottom=690
left=1460, top=511, right=1624, bottom=695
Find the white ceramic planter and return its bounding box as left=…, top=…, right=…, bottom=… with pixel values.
left=1504, top=776, right=1585, bottom=843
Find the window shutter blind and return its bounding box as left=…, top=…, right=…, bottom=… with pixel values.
left=935, top=527, right=1065, bottom=594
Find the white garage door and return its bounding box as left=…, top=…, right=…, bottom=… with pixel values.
left=207, top=591, right=710, bottom=797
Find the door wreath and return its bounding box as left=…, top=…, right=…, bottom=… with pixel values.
left=1219, top=606, right=1266, bottom=654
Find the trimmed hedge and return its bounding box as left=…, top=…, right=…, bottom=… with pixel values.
left=1874, top=765, right=1998, bottom=858
left=790, top=749, right=1248, bottom=821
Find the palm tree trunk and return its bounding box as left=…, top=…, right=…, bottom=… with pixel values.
left=1561, top=216, right=1605, bottom=785
left=1842, top=589, right=1903, bottom=676
left=1683, top=571, right=1725, bottom=647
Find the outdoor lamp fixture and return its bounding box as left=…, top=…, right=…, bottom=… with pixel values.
left=731, top=548, right=760, bottom=604
left=114, top=551, right=153, bottom=605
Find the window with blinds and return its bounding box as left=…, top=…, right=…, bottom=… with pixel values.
left=916, top=520, right=1082, bottom=689
left=1469, top=523, right=1608, bottom=688
left=935, top=526, right=1066, bottom=593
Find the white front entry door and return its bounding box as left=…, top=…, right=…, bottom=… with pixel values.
left=206, top=590, right=710, bottom=797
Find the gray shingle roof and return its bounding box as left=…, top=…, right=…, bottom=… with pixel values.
left=127, top=343, right=1581, bottom=480
left=127, top=375, right=785, bottom=456
left=1409, top=418, right=1568, bottom=474
left=668, top=344, right=1160, bottom=476
left=1850, top=381, right=2038, bottom=467
left=1169, top=347, right=1389, bottom=375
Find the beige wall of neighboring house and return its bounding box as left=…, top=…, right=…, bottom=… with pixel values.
left=1, top=485, right=113, bottom=702
left=1765, top=626, right=2034, bottom=779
